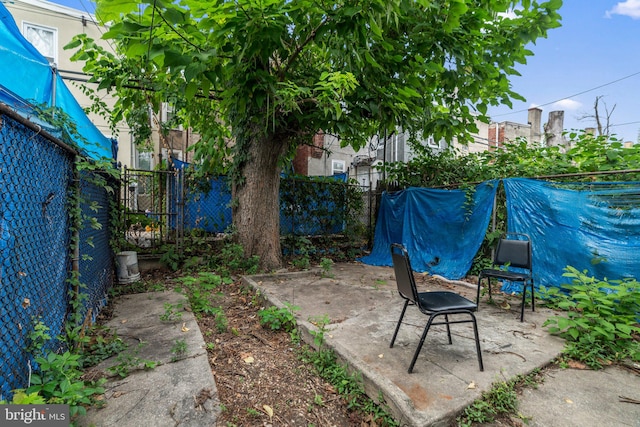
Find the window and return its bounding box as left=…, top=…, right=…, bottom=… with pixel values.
left=162, top=148, right=183, bottom=162
left=332, top=160, right=345, bottom=175
left=161, top=102, right=175, bottom=123
left=137, top=151, right=153, bottom=171
left=161, top=102, right=183, bottom=130
left=23, top=22, right=57, bottom=65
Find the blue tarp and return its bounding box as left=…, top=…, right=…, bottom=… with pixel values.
left=0, top=3, right=114, bottom=160
left=280, top=172, right=349, bottom=235
left=360, top=181, right=499, bottom=279
left=173, top=159, right=232, bottom=233
left=170, top=162, right=352, bottom=235
left=503, top=178, right=640, bottom=292
left=360, top=178, right=640, bottom=291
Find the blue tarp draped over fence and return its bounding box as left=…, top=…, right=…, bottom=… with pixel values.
left=503, top=178, right=640, bottom=292
left=172, top=161, right=351, bottom=235
left=280, top=172, right=349, bottom=235
left=359, top=181, right=499, bottom=279
left=360, top=178, right=640, bottom=290
left=173, top=159, right=232, bottom=233
left=0, top=3, right=114, bottom=160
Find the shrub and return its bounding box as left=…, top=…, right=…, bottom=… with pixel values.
left=541, top=266, right=640, bottom=369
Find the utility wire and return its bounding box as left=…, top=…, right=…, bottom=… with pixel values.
left=492, top=70, right=640, bottom=118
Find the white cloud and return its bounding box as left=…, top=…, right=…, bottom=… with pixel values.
left=497, top=10, right=517, bottom=20
left=605, top=0, right=640, bottom=19
left=552, top=99, right=582, bottom=110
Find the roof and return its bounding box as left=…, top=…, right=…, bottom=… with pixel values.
left=10, top=0, right=96, bottom=21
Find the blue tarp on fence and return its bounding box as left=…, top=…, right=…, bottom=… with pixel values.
left=503, top=178, right=640, bottom=292
left=172, top=161, right=352, bottom=235
left=359, top=181, right=499, bottom=279
left=280, top=172, right=349, bottom=235
left=360, top=178, right=640, bottom=290
left=0, top=112, right=115, bottom=399
left=173, top=159, right=232, bottom=233
left=0, top=3, right=115, bottom=160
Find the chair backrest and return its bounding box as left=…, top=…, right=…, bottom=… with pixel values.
left=390, top=243, right=419, bottom=303
left=494, top=233, right=532, bottom=270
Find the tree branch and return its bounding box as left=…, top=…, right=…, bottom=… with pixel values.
left=153, top=5, right=204, bottom=52
left=281, top=15, right=331, bottom=79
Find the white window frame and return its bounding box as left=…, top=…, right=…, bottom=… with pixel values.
left=426, top=135, right=439, bottom=148
left=161, top=102, right=174, bottom=123
left=137, top=150, right=154, bottom=171
left=22, top=21, right=58, bottom=65
left=162, top=148, right=183, bottom=162
left=332, top=159, right=345, bottom=175
left=161, top=102, right=183, bottom=130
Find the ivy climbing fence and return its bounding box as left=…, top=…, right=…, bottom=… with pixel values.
left=0, top=106, right=116, bottom=400
left=167, top=160, right=375, bottom=247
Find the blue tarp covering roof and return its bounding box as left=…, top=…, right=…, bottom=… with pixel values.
left=0, top=3, right=114, bottom=160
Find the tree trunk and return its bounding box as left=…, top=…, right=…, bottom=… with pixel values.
left=233, top=130, right=289, bottom=271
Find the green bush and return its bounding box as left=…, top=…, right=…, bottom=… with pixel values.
left=542, top=266, right=640, bottom=369
left=212, top=242, right=260, bottom=275
left=18, top=321, right=106, bottom=419
left=258, top=303, right=298, bottom=333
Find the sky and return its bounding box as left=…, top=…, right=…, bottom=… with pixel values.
left=48, top=0, right=640, bottom=142
left=486, top=0, right=640, bottom=143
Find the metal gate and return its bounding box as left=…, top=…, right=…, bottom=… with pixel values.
left=119, top=165, right=184, bottom=254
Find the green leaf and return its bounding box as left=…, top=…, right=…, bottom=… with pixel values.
left=163, top=8, right=185, bottom=25
left=568, top=328, right=580, bottom=340
left=364, top=51, right=380, bottom=69
left=64, top=38, right=82, bottom=50
left=163, top=50, right=192, bottom=67
left=615, top=323, right=633, bottom=336
left=126, top=43, right=148, bottom=58
left=184, top=62, right=207, bottom=82
left=556, top=316, right=570, bottom=330
left=185, top=81, right=198, bottom=100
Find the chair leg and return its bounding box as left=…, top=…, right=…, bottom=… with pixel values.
left=470, top=312, right=484, bottom=371
left=408, top=313, right=484, bottom=373
left=530, top=281, right=535, bottom=312
left=476, top=276, right=493, bottom=306
left=390, top=299, right=409, bottom=348
left=444, top=314, right=452, bottom=345
left=520, top=285, right=526, bottom=322
left=408, top=314, right=436, bottom=373
left=520, top=281, right=536, bottom=322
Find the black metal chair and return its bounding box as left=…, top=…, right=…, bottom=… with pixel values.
left=389, top=243, right=483, bottom=373
left=476, top=233, right=534, bottom=322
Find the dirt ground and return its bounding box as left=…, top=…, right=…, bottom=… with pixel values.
left=200, top=278, right=374, bottom=426
left=125, top=268, right=383, bottom=426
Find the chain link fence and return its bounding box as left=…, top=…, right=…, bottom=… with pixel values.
left=78, top=171, right=117, bottom=323
left=0, top=107, right=115, bottom=399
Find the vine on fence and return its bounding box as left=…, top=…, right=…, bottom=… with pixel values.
left=280, top=174, right=366, bottom=260
left=1, top=103, right=120, bottom=420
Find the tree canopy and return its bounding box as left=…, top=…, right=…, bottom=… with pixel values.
left=70, top=0, right=563, bottom=269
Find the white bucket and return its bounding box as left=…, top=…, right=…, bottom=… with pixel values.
left=116, top=251, right=141, bottom=284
